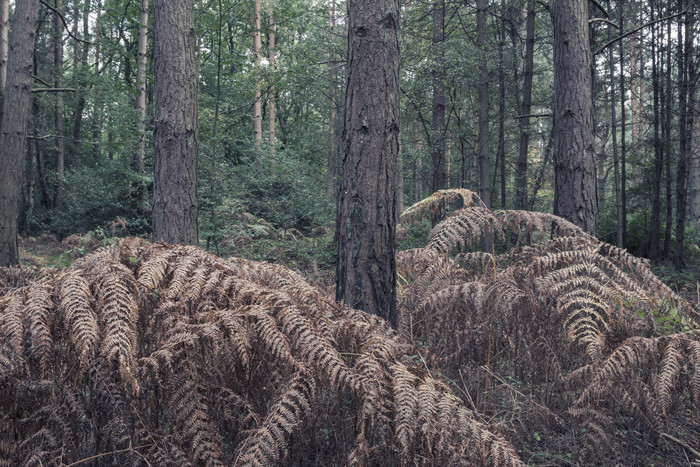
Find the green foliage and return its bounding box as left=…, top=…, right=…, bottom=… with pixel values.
left=35, top=160, right=151, bottom=238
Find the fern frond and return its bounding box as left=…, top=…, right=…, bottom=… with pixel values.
left=236, top=372, right=315, bottom=465
left=59, top=272, right=98, bottom=373
left=401, top=188, right=481, bottom=225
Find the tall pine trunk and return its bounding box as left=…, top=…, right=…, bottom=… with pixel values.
left=552, top=0, right=597, bottom=234
left=53, top=0, right=65, bottom=209
left=152, top=0, right=199, bottom=244
left=515, top=0, right=534, bottom=210
left=336, top=0, right=400, bottom=325
left=0, top=0, right=40, bottom=266
left=477, top=0, right=490, bottom=208
left=431, top=0, right=445, bottom=191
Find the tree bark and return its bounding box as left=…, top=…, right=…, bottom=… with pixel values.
left=0, top=0, right=9, bottom=117
left=431, top=0, right=445, bottom=191
left=477, top=0, right=490, bottom=208
left=268, top=0, right=275, bottom=154
left=0, top=0, right=40, bottom=266
left=515, top=0, right=535, bottom=210
left=619, top=0, right=627, bottom=247
left=607, top=0, right=622, bottom=247
left=663, top=11, right=672, bottom=259
left=336, top=0, right=400, bottom=325
left=675, top=4, right=695, bottom=267
left=92, top=0, right=103, bottom=165
left=551, top=0, right=597, bottom=234
left=53, top=0, right=65, bottom=210
left=326, top=0, right=337, bottom=199
left=134, top=0, right=148, bottom=174
left=253, top=0, right=262, bottom=169
left=649, top=11, right=662, bottom=261
left=152, top=0, right=199, bottom=244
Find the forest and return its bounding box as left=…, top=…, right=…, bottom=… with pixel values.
left=0, top=0, right=699, bottom=465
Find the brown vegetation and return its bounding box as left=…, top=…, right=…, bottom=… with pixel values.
left=1, top=189, right=699, bottom=465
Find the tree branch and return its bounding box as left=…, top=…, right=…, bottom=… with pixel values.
left=593, top=7, right=690, bottom=56
left=40, top=0, right=92, bottom=45
left=589, top=18, right=620, bottom=28
left=32, top=87, right=77, bottom=93
left=588, top=0, right=609, bottom=18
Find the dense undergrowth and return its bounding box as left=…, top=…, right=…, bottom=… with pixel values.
left=1, top=189, right=699, bottom=466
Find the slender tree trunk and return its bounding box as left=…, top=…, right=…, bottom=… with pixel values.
left=253, top=0, right=262, bottom=169
left=496, top=0, right=506, bottom=208
left=134, top=0, right=148, bottom=174
left=477, top=0, right=490, bottom=208
left=336, top=0, right=400, bottom=325
left=152, top=0, right=199, bottom=244
left=515, top=0, right=534, bottom=210
left=413, top=127, right=423, bottom=202
left=663, top=12, right=673, bottom=258
left=92, top=0, right=103, bottom=166
left=0, top=0, right=40, bottom=266
left=688, top=92, right=700, bottom=232
left=70, top=0, right=90, bottom=163
left=326, top=0, right=337, bottom=199
left=619, top=0, right=627, bottom=248
left=268, top=0, right=275, bottom=154
left=650, top=12, right=662, bottom=261
left=605, top=0, right=622, bottom=247
left=0, top=0, right=9, bottom=119
left=551, top=0, right=597, bottom=234
left=675, top=4, right=695, bottom=267
left=53, top=0, right=65, bottom=210
left=431, top=0, right=445, bottom=191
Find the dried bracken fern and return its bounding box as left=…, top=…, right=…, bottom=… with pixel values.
left=0, top=238, right=523, bottom=466
left=396, top=193, right=700, bottom=465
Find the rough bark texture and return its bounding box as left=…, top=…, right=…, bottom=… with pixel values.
left=431, top=0, right=445, bottom=191
left=336, top=0, right=400, bottom=326
left=268, top=0, right=276, bottom=154
left=551, top=0, right=597, bottom=234
left=477, top=0, right=490, bottom=208
left=253, top=0, right=262, bottom=165
left=152, top=0, right=199, bottom=244
left=134, top=0, right=148, bottom=174
left=326, top=0, right=337, bottom=199
left=675, top=6, right=695, bottom=267
left=515, top=0, right=535, bottom=210
left=0, top=0, right=40, bottom=266
left=0, top=0, right=9, bottom=107
left=53, top=0, right=65, bottom=209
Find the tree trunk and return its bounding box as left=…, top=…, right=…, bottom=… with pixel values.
left=431, top=0, right=445, bottom=191
left=0, top=0, right=9, bottom=118
left=496, top=0, right=506, bottom=208
left=607, top=0, right=622, bottom=247
left=253, top=0, right=262, bottom=169
left=152, top=0, right=199, bottom=244
left=326, top=0, right=337, bottom=199
left=619, top=0, right=627, bottom=247
left=336, top=0, right=399, bottom=325
left=477, top=0, right=490, bottom=208
left=92, top=0, right=103, bottom=166
left=134, top=0, right=148, bottom=174
left=53, top=0, right=65, bottom=210
left=675, top=4, right=695, bottom=267
left=70, top=0, right=91, bottom=163
left=663, top=12, right=672, bottom=259
left=551, top=0, right=597, bottom=234
left=0, top=0, right=40, bottom=266
left=649, top=12, right=662, bottom=261
left=515, top=0, right=534, bottom=210
left=268, top=0, right=275, bottom=154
